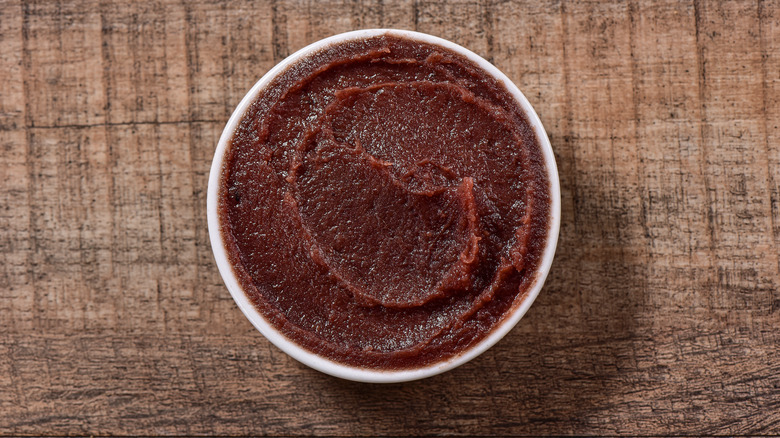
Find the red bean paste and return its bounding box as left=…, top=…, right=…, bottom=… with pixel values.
left=219, top=35, right=551, bottom=369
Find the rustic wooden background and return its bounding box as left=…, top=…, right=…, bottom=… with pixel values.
left=1, top=0, right=779, bottom=435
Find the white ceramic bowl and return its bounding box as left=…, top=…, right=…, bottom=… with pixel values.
left=207, top=29, right=561, bottom=383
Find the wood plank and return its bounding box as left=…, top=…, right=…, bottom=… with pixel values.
left=24, top=126, right=116, bottom=332
left=182, top=2, right=239, bottom=123
left=629, top=1, right=716, bottom=322
left=0, top=130, right=34, bottom=333
left=98, top=1, right=190, bottom=125
left=279, top=0, right=415, bottom=56
left=0, top=1, right=33, bottom=334
left=552, top=0, right=650, bottom=342
left=694, top=0, right=779, bottom=312
left=760, top=0, right=780, bottom=269
left=0, top=0, right=24, bottom=130
left=22, top=0, right=106, bottom=128
left=223, top=1, right=276, bottom=110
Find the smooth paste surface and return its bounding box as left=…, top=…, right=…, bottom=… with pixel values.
left=220, top=35, right=551, bottom=369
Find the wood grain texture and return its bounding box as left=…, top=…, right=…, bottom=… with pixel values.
left=1, top=0, right=779, bottom=435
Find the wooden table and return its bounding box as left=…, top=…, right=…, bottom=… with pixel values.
left=2, top=0, right=779, bottom=435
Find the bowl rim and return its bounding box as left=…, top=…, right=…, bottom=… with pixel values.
left=207, top=28, right=561, bottom=383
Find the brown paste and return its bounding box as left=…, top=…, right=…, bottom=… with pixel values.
left=219, top=34, right=551, bottom=369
